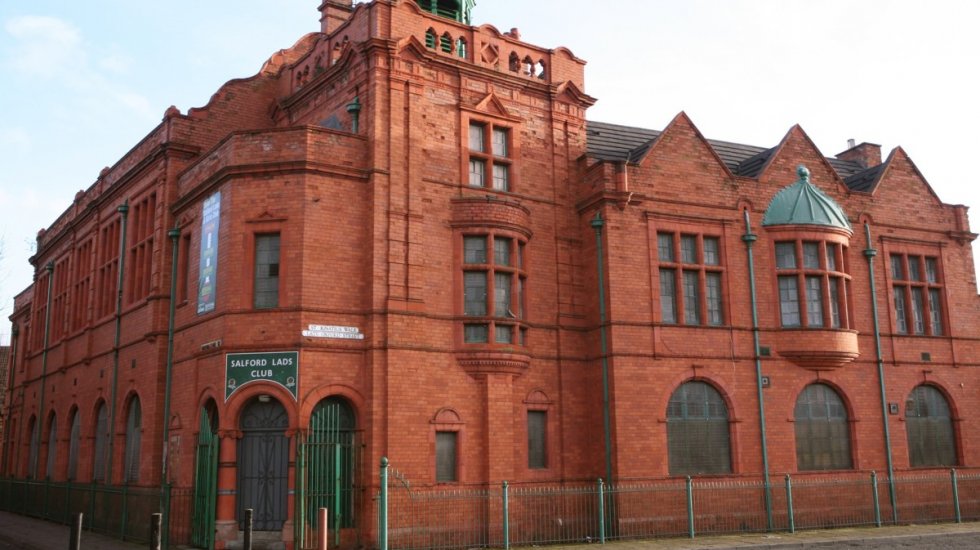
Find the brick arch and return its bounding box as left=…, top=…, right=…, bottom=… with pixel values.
left=299, top=383, right=365, bottom=428
left=221, top=382, right=299, bottom=433
left=119, top=389, right=144, bottom=432
left=901, top=380, right=960, bottom=420
left=786, top=377, right=857, bottom=423
left=655, top=369, right=741, bottom=423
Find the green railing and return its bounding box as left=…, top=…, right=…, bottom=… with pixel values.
left=378, top=460, right=980, bottom=550
left=0, top=479, right=193, bottom=547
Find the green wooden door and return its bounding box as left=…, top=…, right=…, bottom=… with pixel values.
left=191, top=408, right=218, bottom=549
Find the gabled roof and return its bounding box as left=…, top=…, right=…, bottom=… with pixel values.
left=587, top=120, right=869, bottom=187
left=844, top=163, right=887, bottom=193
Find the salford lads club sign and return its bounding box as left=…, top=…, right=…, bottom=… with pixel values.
left=225, top=351, right=299, bottom=401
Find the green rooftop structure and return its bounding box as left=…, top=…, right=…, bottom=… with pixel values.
left=416, top=0, right=476, bottom=24
left=763, top=165, right=852, bottom=232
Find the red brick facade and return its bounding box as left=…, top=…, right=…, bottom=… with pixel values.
left=4, top=1, right=980, bottom=548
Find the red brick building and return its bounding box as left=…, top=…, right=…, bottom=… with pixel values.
left=4, top=1, right=980, bottom=548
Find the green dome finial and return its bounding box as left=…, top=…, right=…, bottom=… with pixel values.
left=797, top=164, right=810, bottom=182
left=763, top=164, right=851, bottom=232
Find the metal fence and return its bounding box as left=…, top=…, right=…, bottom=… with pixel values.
left=0, top=479, right=193, bottom=546
left=379, top=463, right=980, bottom=550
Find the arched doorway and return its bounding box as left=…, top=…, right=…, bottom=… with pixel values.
left=237, top=396, right=289, bottom=531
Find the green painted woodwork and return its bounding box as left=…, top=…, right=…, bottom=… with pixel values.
left=191, top=409, right=218, bottom=550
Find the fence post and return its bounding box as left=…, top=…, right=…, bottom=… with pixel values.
left=951, top=468, right=961, bottom=523
left=686, top=476, right=694, bottom=539
left=150, top=512, right=162, bottom=550
left=785, top=474, right=794, bottom=534
left=379, top=457, right=388, bottom=550
left=502, top=481, right=510, bottom=549
left=69, top=512, right=83, bottom=550
left=244, top=508, right=253, bottom=550
left=871, top=470, right=881, bottom=527
left=597, top=478, right=605, bottom=544
left=318, top=508, right=329, bottom=550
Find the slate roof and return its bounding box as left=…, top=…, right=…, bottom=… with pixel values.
left=586, top=120, right=877, bottom=191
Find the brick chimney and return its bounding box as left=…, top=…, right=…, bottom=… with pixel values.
left=835, top=140, right=882, bottom=168
left=319, top=0, right=354, bottom=34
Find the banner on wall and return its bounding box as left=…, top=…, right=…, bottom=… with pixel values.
left=197, top=191, right=221, bottom=314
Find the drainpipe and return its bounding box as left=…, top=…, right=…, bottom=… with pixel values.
left=347, top=96, right=361, bottom=134
left=32, top=261, right=55, bottom=479
left=160, top=227, right=180, bottom=547
left=742, top=210, right=773, bottom=530
left=2, top=325, right=19, bottom=475
left=590, top=212, right=613, bottom=489
left=864, top=222, right=898, bottom=523
left=107, top=202, right=129, bottom=484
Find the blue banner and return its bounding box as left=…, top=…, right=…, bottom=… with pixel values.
left=197, top=191, right=221, bottom=314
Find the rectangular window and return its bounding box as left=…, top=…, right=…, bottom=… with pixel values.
left=494, top=238, right=511, bottom=266
left=492, top=164, right=509, bottom=191
left=891, top=255, right=904, bottom=280
left=910, top=288, right=925, bottom=334
left=683, top=270, right=700, bottom=324
left=803, top=242, right=820, bottom=269
left=680, top=235, right=697, bottom=264
left=494, top=272, right=511, bottom=317
left=907, top=257, right=922, bottom=282
left=776, top=242, right=797, bottom=269
left=464, top=236, right=487, bottom=263
left=929, top=288, right=943, bottom=335
left=464, top=272, right=487, bottom=316
left=894, top=287, right=908, bottom=334
left=464, top=324, right=488, bottom=343
left=660, top=269, right=677, bottom=324
left=468, top=121, right=513, bottom=192
left=829, top=278, right=841, bottom=328
left=779, top=276, right=801, bottom=327
left=657, top=233, right=674, bottom=262
left=468, top=159, right=486, bottom=187
left=925, top=258, right=938, bottom=283
left=805, top=276, right=824, bottom=327
left=469, top=123, right=485, bottom=152
left=253, top=234, right=280, bottom=309
left=706, top=272, right=723, bottom=326
left=495, top=324, right=512, bottom=343
left=436, top=432, right=457, bottom=482
left=492, top=128, right=508, bottom=157
left=528, top=411, right=547, bottom=469
left=703, top=237, right=720, bottom=266
left=826, top=243, right=838, bottom=271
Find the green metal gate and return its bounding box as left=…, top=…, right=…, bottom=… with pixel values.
left=296, top=398, right=359, bottom=549
left=191, top=408, right=218, bottom=549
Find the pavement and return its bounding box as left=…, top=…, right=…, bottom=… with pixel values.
left=2, top=511, right=980, bottom=549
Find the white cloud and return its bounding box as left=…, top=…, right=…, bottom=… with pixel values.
left=4, top=15, right=83, bottom=78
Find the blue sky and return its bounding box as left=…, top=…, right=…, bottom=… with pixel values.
left=2, top=1, right=979, bottom=343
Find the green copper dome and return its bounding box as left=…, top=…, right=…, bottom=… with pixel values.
left=763, top=165, right=851, bottom=231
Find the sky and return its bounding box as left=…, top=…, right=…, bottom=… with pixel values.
left=1, top=0, right=979, bottom=344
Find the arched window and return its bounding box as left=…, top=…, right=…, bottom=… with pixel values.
left=667, top=381, right=731, bottom=475
left=307, top=397, right=357, bottom=529
left=27, top=415, right=39, bottom=479
left=45, top=413, right=57, bottom=479
left=93, top=401, right=109, bottom=483
left=456, top=37, right=467, bottom=59
left=794, top=384, right=851, bottom=470
left=124, top=396, right=142, bottom=483
left=67, top=409, right=81, bottom=481
left=906, top=385, right=956, bottom=467
left=425, top=28, right=437, bottom=49
left=440, top=32, right=453, bottom=54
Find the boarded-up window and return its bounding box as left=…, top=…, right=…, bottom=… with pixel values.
left=527, top=411, right=547, bottom=469
left=45, top=415, right=57, bottom=479
left=906, top=385, right=956, bottom=467
left=795, top=384, right=852, bottom=470
left=93, top=403, right=108, bottom=482
left=67, top=411, right=81, bottom=481
left=254, top=234, right=280, bottom=309
left=667, top=381, right=731, bottom=475
left=435, top=432, right=457, bottom=482
left=124, top=397, right=142, bottom=483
